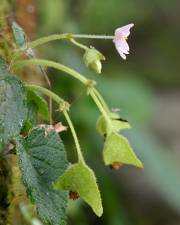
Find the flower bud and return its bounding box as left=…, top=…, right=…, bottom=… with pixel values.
left=83, top=48, right=105, bottom=74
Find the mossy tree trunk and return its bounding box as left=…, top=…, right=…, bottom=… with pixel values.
left=0, top=1, right=37, bottom=224
left=0, top=1, right=13, bottom=224
left=0, top=155, right=11, bottom=225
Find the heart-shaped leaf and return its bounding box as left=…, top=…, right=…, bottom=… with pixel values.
left=15, top=127, right=69, bottom=225
left=103, top=132, right=143, bottom=168
left=54, top=162, right=103, bottom=217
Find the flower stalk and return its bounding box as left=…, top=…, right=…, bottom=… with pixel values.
left=28, top=33, right=114, bottom=49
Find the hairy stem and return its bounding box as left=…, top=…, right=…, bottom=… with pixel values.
left=28, top=33, right=71, bottom=49
left=14, top=59, right=113, bottom=132
left=70, top=38, right=89, bottom=51
left=26, top=85, right=85, bottom=163
left=27, top=84, right=64, bottom=105
left=73, top=34, right=114, bottom=39
left=13, top=59, right=87, bottom=84
left=92, top=88, right=110, bottom=114
left=28, top=33, right=114, bottom=49
left=90, top=90, right=113, bottom=132
left=63, top=111, right=84, bottom=163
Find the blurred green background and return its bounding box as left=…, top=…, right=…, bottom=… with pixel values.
left=17, top=0, right=180, bottom=224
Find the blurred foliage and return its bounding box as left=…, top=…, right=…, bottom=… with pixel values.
left=34, top=0, right=180, bottom=224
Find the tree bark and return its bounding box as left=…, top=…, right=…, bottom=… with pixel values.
left=0, top=155, right=11, bottom=225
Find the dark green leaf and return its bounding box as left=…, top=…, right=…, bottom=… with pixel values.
left=22, top=90, right=49, bottom=133
left=0, top=75, right=27, bottom=145
left=15, top=127, right=69, bottom=225
left=22, top=101, right=38, bottom=133
left=12, top=21, right=26, bottom=48
left=27, top=90, right=49, bottom=120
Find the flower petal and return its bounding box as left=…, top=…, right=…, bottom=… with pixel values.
left=114, top=46, right=127, bottom=60
left=114, top=37, right=129, bottom=53
left=119, top=52, right=127, bottom=60
left=115, top=23, right=134, bottom=38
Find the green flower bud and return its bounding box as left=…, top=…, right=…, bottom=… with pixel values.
left=83, top=48, right=105, bottom=74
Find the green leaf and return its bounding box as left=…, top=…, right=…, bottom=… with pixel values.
left=0, top=75, right=27, bottom=145
left=96, top=112, right=130, bottom=136
left=22, top=90, right=50, bottom=133
left=15, top=127, right=69, bottom=225
left=22, top=101, right=38, bottom=132
left=54, top=162, right=103, bottom=217
left=103, top=132, right=143, bottom=168
left=0, top=57, right=8, bottom=76
left=12, top=21, right=26, bottom=48
left=27, top=90, right=49, bottom=120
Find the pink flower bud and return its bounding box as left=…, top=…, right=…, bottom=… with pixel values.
left=113, top=23, right=134, bottom=60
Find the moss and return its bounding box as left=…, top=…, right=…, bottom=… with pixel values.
left=0, top=155, right=11, bottom=225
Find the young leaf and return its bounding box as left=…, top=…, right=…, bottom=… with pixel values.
left=96, top=112, right=130, bottom=136
left=0, top=75, right=27, bottom=146
left=12, top=21, right=26, bottom=48
left=103, top=132, right=143, bottom=168
left=27, top=90, right=49, bottom=120
left=15, top=127, right=69, bottom=225
left=54, top=162, right=103, bottom=217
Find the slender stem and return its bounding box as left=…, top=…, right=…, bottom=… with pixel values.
left=63, top=111, right=84, bottom=163
left=49, top=96, right=53, bottom=125
left=73, top=34, right=114, bottom=39
left=26, top=85, right=84, bottom=163
left=8, top=50, right=23, bottom=71
left=28, top=33, right=114, bottom=49
left=29, top=53, right=53, bottom=124
left=15, top=59, right=113, bottom=133
left=12, top=59, right=87, bottom=84
left=90, top=90, right=113, bottom=132
left=29, top=33, right=72, bottom=49
left=70, top=38, right=89, bottom=51
left=27, top=85, right=64, bottom=104
left=93, top=88, right=110, bottom=114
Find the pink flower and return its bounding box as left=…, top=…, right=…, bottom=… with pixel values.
left=113, top=23, right=134, bottom=60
